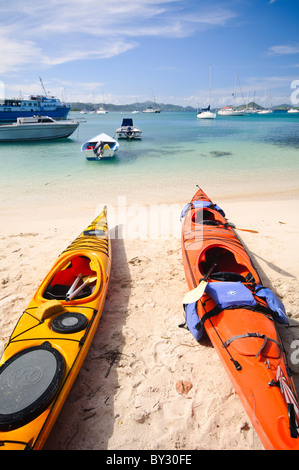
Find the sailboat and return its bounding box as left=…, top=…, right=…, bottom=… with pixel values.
left=245, top=91, right=258, bottom=114
left=143, top=90, right=161, bottom=113
left=258, top=89, right=273, bottom=115
left=97, top=107, right=108, bottom=114
left=97, top=89, right=108, bottom=114
left=218, top=73, right=244, bottom=116
left=197, top=66, right=216, bottom=119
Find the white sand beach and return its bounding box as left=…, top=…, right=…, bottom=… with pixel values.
left=1, top=187, right=299, bottom=450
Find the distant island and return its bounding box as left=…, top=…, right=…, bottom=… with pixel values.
left=70, top=100, right=296, bottom=113
left=234, top=101, right=296, bottom=111
left=71, top=100, right=195, bottom=113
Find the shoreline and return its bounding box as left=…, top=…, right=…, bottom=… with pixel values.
left=1, top=190, right=299, bottom=244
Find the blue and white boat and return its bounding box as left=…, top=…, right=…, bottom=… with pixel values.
left=81, top=133, right=119, bottom=160
left=0, top=95, right=71, bottom=122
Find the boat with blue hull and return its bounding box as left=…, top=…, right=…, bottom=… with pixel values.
left=0, top=95, right=71, bottom=122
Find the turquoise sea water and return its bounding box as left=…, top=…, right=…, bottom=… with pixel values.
left=1, top=111, right=299, bottom=217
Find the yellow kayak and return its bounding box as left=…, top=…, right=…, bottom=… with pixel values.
left=0, top=208, right=111, bottom=450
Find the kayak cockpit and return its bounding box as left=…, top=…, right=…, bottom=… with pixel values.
left=197, top=246, right=256, bottom=283
left=192, top=208, right=223, bottom=225
left=42, top=255, right=100, bottom=303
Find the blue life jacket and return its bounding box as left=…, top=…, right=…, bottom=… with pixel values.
left=183, top=282, right=289, bottom=342
left=184, top=282, right=256, bottom=342
left=255, top=285, right=289, bottom=325
left=184, top=302, right=203, bottom=341
left=180, top=201, right=225, bottom=219
left=205, top=281, right=256, bottom=309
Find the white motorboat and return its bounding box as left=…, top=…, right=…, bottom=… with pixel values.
left=287, top=108, right=299, bottom=114
left=114, top=118, right=142, bottom=140
left=197, top=106, right=216, bottom=119
left=0, top=116, right=79, bottom=142
left=81, top=132, right=119, bottom=160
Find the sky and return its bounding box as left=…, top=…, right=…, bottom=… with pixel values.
left=0, top=0, right=299, bottom=107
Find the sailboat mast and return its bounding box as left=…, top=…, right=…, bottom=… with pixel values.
left=209, top=65, right=212, bottom=105
left=233, top=73, right=237, bottom=110
left=39, top=77, right=48, bottom=97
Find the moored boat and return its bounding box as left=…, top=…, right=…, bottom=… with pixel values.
left=115, top=118, right=142, bottom=140
left=81, top=133, right=119, bottom=160
left=218, top=106, right=244, bottom=116
left=218, top=73, right=245, bottom=116
left=143, top=105, right=160, bottom=113
left=181, top=187, right=299, bottom=450
left=197, top=105, right=216, bottom=119
left=257, top=109, right=273, bottom=115
left=0, top=95, right=70, bottom=122
left=96, top=108, right=108, bottom=114
left=0, top=116, right=79, bottom=142
left=0, top=208, right=111, bottom=450
left=197, top=66, right=216, bottom=119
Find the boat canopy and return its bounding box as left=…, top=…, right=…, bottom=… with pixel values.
left=121, top=118, right=134, bottom=127
left=16, top=116, right=56, bottom=124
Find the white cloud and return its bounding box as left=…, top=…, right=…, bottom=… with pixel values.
left=0, top=29, right=44, bottom=74
left=268, top=44, right=299, bottom=55
left=0, top=0, right=237, bottom=73
left=43, top=40, right=138, bottom=66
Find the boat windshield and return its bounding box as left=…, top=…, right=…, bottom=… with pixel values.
left=122, top=118, right=133, bottom=127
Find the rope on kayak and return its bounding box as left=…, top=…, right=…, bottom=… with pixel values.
left=6, top=306, right=96, bottom=347
left=199, top=299, right=242, bottom=371
left=223, top=332, right=282, bottom=358
left=0, top=439, right=32, bottom=450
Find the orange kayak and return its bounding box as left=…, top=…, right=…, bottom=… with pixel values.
left=181, top=187, right=299, bottom=450
left=0, top=208, right=111, bottom=450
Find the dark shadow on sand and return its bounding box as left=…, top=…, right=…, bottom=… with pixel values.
left=44, top=226, right=130, bottom=450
